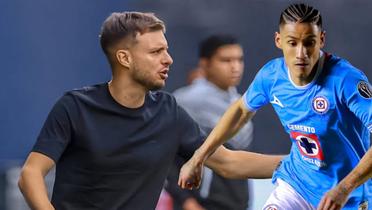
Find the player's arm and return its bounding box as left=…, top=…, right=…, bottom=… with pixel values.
left=18, top=152, right=56, bottom=210
left=317, top=147, right=372, bottom=210
left=205, top=146, right=284, bottom=179
left=178, top=98, right=255, bottom=188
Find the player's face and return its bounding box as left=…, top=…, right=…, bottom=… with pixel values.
left=129, top=30, right=173, bottom=90
left=275, top=22, right=325, bottom=85
left=203, top=44, right=244, bottom=90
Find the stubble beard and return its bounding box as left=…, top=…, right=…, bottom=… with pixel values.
left=132, top=63, right=164, bottom=91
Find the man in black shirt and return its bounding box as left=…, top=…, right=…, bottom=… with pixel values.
left=18, top=12, right=282, bottom=210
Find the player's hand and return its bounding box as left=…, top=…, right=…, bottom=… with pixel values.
left=178, top=156, right=204, bottom=190
left=317, top=185, right=349, bottom=210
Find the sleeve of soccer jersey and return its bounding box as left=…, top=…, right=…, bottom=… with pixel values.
left=32, top=94, right=73, bottom=163
left=242, top=68, right=270, bottom=112
left=340, top=70, right=372, bottom=132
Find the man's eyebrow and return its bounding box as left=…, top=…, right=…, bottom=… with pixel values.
left=285, top=34, right=317, bottom=39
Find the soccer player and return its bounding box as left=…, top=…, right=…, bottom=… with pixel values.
left=17, top=11, right=282, bottom=210
left=178, top=3, right=372, bottom=210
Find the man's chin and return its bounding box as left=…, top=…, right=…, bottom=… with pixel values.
left=147, top=82, right=165, bottom=91
left=231, top=79, right=241, bottom=86
left=293, top=65, right=308, bottom=71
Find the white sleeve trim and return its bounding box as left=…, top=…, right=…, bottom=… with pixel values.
left=242, top=92, right=258, bottom=112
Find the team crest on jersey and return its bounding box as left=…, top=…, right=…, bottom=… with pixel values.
left=358, top=81, right=372, bottom=99
left=290, top=131, right=324, bottom=161
left=312, top=96, right=329, bottom=114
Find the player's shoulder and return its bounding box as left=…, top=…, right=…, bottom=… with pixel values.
left=322, top=54, right=369, bottom=96
left=265, top=57, right=285, bottom=67
left=257, top=57, right=286, bottom=77
left=252, top=57, right=286, bottom=87
left=326, top=54, right=365, bottom=79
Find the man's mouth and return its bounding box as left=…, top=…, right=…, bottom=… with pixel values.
left=295, top=63, right=309, bottom=68
left=159, top=69, right=169, bottom=79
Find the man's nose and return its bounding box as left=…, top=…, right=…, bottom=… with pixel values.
left=296, top=45, right=308, bottom=59
left=162, top=51, right=173, bottom=65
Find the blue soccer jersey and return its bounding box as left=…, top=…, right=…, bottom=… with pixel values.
left=243, top=52, right=372, bottom=208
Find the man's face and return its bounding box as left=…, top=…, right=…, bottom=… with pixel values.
left=203, top=44, right=244, bottom=90
left=275, top=22, right=325, bottom=83
left=129, top=30, right=173, bottom=91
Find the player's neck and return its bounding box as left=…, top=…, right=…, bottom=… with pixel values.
left=108, top=78, right=146, bottom=109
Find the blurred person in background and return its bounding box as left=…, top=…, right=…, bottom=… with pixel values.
left=186, top=66, right=205, bottom=85
left=166, top=34, right=254, bottom=210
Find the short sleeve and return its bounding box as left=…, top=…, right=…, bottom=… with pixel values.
left=340, top=70, right=372, bottom=132
left=243, top=69, right=270, bottom=111
left=32, top=94, right=74, bottom=163
left=176, top=105, right=205, bottom=160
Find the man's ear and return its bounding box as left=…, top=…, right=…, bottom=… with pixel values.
left=275, top=32, right=282, bottom=49
left=320, top=30, right=326, bottom=48
left=116, top=49, right=131, bottom=68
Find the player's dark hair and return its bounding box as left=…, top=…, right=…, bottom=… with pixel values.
left=279, top=3, right=322, bottom=29
left=100, top=12, right=165, bottom=56
left=199, top=34, right=239, bottom=59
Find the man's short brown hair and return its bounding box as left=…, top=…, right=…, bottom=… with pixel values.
left=99, top=12, right=165, bottom=56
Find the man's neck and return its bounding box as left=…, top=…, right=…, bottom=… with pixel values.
left=108, top=78, right=146, bottom=109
